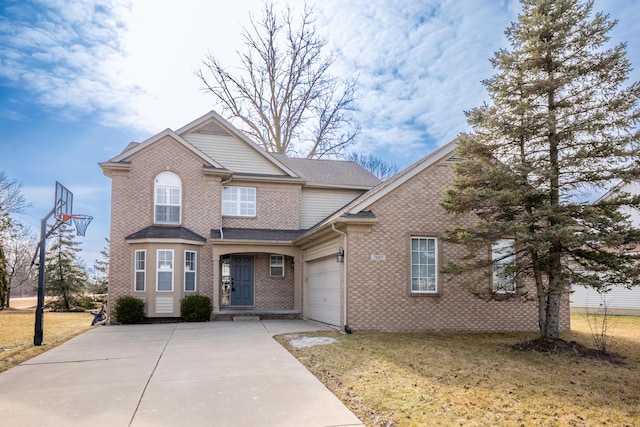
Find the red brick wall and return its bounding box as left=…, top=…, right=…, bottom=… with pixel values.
left=221, top=183, right=301, bottom=230
left=345, top=160, right=570, bottom=333
left=107, top=137, right=219, bottom=318
left=254, top=254, right=295, bottom=309
left=105, top=136, right=302, bottom=318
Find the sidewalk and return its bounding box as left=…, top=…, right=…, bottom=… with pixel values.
left=0, top=320, right=364, bottom=427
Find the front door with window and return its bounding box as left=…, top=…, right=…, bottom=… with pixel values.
left=231, top=255, right=254, bottom=306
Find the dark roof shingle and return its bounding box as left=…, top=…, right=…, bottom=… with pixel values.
left=272, top=154, right=380, bottom=188
left=211, top=228, right=306, bottom=242
left=125, top=226, right=206, bottom=241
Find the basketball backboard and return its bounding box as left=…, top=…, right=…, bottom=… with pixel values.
left=54, top=181, right=73, bottom=221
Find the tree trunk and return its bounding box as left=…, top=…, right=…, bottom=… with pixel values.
left=544, top=282, right=562, bottom=340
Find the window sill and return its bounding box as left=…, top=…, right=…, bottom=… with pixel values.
left=411, top=291, right=440, bottom=297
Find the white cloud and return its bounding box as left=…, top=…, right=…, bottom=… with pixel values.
left=1, top=0, right=638, bottom=167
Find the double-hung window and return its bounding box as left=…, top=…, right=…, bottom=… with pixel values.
left=157, top=250, right=174, bottom=292
left=222, top=186, right=256, bottom=216
left=184, top=251, right=197, bottom=292
left=492, top=239, right=516, bottom=293
left=155, top=172, right=181, bottom=224
left=411, top=237, right=438, bottom=293
left=134, top=250, right=146, bottom=291
left=270, top=255, right=284, bottom=277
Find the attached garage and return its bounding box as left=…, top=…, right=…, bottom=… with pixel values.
left=307, top=256, right=341, bottom=326
left=305, top=235, right=342, bottom=327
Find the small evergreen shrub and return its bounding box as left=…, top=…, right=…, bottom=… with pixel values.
left=114, top=296, right=145, bottom=324
left=180, top=295, right=213, bottom=322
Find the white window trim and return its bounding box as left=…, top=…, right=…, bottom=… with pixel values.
left=492, top=239, right=516, bottom=293
left=154, top=172, right=182, bottom=224
left=156, top=249, right=174, bottom=292
left=411, top=237, right=438, bottom=294
left=184, top=250, right=197, bottom=292
left=134, top=250, right=146, bottom=292
left=222, top=186, right=256, bottom=217
left=270, top=255, right=285, bottom=277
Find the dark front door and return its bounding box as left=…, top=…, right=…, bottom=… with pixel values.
left=231, top=255, right=254, bottom=306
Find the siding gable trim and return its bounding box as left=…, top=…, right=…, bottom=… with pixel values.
left=175, top=110, right=299, bottom=178
left=107, top=128, right=224, bottom=168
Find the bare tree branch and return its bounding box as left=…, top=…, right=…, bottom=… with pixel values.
left=197, top=2, right=358, bottom=158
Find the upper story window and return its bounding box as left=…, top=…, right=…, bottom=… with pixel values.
left=411, top=237, right=438, bottom=293
left=222, top=186, right=256, bottom=216
left=492, top=239, right=516, bottom=293
left=155, top=172, right=181, bottom=224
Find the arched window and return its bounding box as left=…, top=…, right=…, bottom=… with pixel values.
left=154, top=172, right=181, bottom=224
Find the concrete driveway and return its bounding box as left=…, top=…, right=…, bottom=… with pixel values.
left=0, top=320, right=363, bottom=427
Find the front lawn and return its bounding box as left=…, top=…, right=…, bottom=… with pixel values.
left=0, top=309, right=92, bottom=373
left=278, top=315, right=640, bottom=426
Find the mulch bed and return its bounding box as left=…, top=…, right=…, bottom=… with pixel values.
left=512, top=338, right=626, bottom=364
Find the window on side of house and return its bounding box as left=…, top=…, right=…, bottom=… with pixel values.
left=134, top=250, right=146, bottom=292
left=155, top=172, right=181, bottom=224
left=492, top=239, right=516, bottom=293
left=222, top=186, right=256, bottom=216
left=411, top=237, right=438, bottom=293
left=157, top=249, right=174, bottom=292
left=184, top=250, right=197, bottom=292
left=270, top=255, right=284, bottom=277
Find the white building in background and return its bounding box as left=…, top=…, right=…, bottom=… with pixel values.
left=570, top=181, right=640, bottom=316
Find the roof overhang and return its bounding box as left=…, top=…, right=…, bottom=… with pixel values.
left=99, top=161, right=131, bottom=176
left=226, top=174, right=307, bottom=185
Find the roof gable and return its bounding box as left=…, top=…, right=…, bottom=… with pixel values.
left=298, top=139, right=458, bottom=238
left=177, top=111, right=298, bottom=177
left=106, top=128, right=225, bottom=169
left=346, top=139, right=458, bottom=214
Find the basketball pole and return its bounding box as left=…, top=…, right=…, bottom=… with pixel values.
left=33, top=207, right=59, bottom=346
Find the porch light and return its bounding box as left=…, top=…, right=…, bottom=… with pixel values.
left=336, top=247, right=345, bottom=263
left=291, top=258, right=295, bottom=269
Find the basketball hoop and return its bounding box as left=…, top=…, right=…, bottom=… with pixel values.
left=62, top=214, right=93, bottom=236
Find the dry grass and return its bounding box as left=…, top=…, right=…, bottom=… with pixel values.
left=0, top=307, right=92, bottom=373
left=278, top=315, right=640, bottom=427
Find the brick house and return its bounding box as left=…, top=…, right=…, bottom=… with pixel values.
left=100, top=110, right=569, bottom=332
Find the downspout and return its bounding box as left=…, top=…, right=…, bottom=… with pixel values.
left=332, top=223, right=351, bottom=334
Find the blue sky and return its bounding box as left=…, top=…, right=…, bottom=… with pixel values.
left=1, top=0, right=639, bottom=268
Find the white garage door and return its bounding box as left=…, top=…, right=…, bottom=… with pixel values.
left=308, top=256, right=341, bottom=326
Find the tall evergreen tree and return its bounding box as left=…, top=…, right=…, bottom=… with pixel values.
left=45, top=223, right=87, bottom=311
left=442, top=0, right=640, bottom=341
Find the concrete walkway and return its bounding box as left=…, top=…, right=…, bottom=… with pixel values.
left=0, top=320, right=363, bottom=427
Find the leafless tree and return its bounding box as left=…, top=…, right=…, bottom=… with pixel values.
left=0, top=172, right=31, bottom=308
left=197, top=2, right=359, bottom=159
left=2, top=222, right=37, bottom=305
left=347, top=152, right=399, bottom=181
left=0, top=172, right=29, bottom=216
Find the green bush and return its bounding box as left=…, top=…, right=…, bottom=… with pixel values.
left=114, top=296, right=145, bottom=324
left=180, top=295, right=212, bottom=322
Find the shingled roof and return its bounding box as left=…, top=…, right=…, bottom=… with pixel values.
left=125, top=226, right=206, bottom=242
left=211, top=228, right=307, bottom=242
left=271, top=154, right=380, bottom=188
